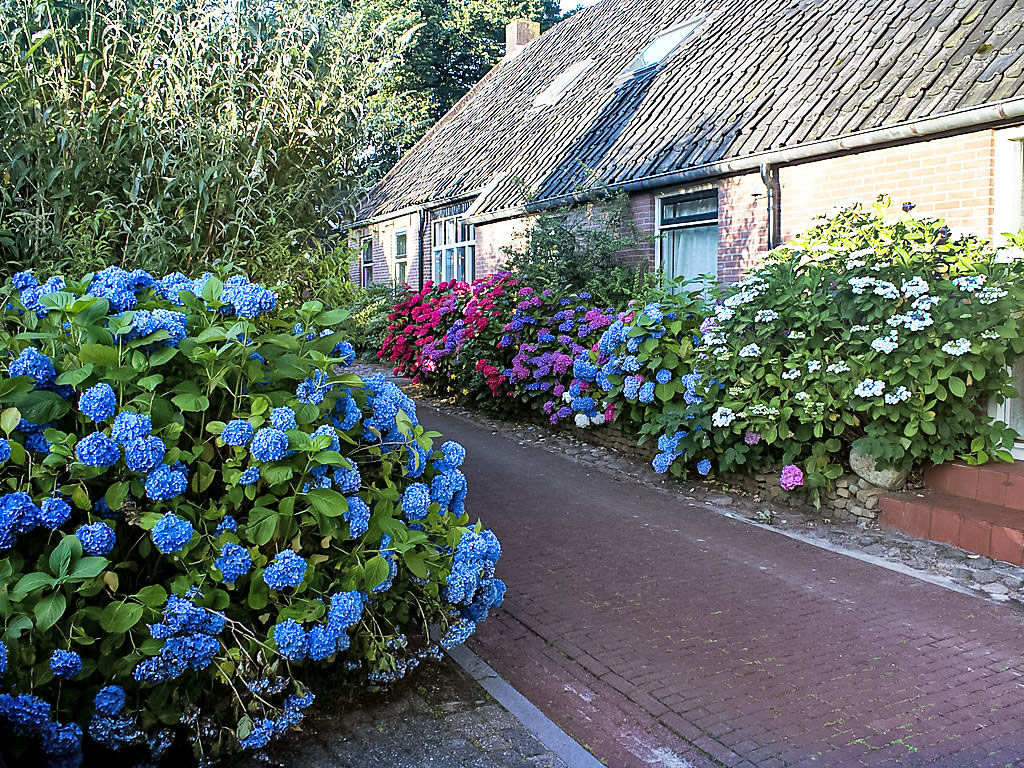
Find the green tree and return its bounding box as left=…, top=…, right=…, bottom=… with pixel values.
left=354, top=0, right=561, bottom=176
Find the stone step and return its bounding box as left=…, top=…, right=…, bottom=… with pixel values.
left=922, top=461, right=1024, bottom=509
left=879, top=490, right=1024, bottom=566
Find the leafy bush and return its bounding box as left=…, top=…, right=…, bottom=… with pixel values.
left=502, top=190, right=656, bottom=306
left=573, top=200, right=1024, bottom=494
left=0, top=267, right=504, bottom=765
left=343, top=284, right=407, bottom=357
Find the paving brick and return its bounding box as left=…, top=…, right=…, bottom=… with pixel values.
left=429, top=408, right=1024, bottom=768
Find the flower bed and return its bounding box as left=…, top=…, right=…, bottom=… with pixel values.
left=380, top=201, right=1024, bottom=503
left=0, top=268, right=504, bottom=766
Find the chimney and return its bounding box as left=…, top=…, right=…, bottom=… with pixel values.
left=504, top=19, right=539, bottom=60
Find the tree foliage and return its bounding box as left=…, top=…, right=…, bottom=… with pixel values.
left=354, top=0, right=561, bottom=175
left=0, top=0, right=395, bottom=281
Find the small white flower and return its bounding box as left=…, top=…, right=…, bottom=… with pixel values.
left=782, top=369, right=801, bottom=380
left=755, top=309, right=779, bottom=323
left=854, top=378, right=885, bottom=398
left=787, top=331, right=807, bottom=340
left=739, top=343, right=761, bottom=358
left=712, top=407, right=736, bottom=428
left=806, top=360, right=821, bottom=373
left=826, top=360, right=851, bottom=374
left=940, top=338, right=971, bottom=356
left=574, top=413, right=591, bottom=428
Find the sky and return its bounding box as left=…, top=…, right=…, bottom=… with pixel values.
left=560, top=0, right=601, bottom=13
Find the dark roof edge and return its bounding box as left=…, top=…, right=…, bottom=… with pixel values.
left=467, top=97, right=1024, bottom=225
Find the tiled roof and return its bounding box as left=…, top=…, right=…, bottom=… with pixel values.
left=359, top=0, right=1024, bottom=221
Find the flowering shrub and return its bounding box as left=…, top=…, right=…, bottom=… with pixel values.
left=0, top=268, right=504, bottom=765
left=663, top=201, right=1023, bottom=493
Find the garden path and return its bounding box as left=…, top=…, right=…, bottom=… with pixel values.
left=419, top=404, right=1024, bottom=768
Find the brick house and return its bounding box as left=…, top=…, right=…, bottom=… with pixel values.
left=351, top=0, right=1024, bottom=543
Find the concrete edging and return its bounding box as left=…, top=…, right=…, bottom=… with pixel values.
left=446, top=644, right=606, bottom=768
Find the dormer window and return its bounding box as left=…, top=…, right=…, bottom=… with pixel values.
left=532, top=60, right=595, bottom=108
left=623, top=17, right=703, bottom=77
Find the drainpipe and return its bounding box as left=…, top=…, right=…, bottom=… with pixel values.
left=759, top=163, right=781, bottom=250
left=416, top=206, right=427, bottom=292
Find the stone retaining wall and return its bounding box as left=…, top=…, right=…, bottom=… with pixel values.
left=562, top=424, right=887, bottom=522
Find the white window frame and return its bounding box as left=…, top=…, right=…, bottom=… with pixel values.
left=431, top=214, right=475, bottom=283
left=394, top=231, right=408, bottom=287
left=654, top=185, right=719, bottom=290
left=989, top=128, right=1024, bottom=460
left=619, top=17, right=704, bottom=81
left=360, top=236, right=374, bottom=287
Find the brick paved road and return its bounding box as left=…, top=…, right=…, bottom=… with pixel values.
left=420, top=405, right=1024, bottom=768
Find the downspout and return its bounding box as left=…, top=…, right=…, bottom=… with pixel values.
left=416, top=207, right=427, bottom=292
left=759, top=163, right=781, bottom=250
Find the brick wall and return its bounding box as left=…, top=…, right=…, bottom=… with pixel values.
left=717, top=173, right=769, bottom=283
left=779, top=131, right=997, bottom=240
left=476, top=215, right=534, bottom=275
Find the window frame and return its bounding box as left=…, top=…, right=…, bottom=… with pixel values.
left=431, top=212, right=475, bottom=283
left=394, top=230, right=408, bottom=287
left=621, top=17, right=704, bottom=80
left=360, top=236, right=374, bottom=288
left=655, top=187, right=719, bottom=288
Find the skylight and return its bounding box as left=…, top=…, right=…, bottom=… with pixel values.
left=625, top=17, right=703, bottom=75
left=532, top=59, right=595, bottom=108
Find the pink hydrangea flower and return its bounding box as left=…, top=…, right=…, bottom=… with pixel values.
left=780, top=464, right=804, bottom=491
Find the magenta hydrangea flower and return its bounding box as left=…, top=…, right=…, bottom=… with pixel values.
left=779, top=464, right=804, bottom=491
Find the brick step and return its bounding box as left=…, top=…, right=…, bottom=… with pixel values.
left=923, top=461, right=1024, bottom=509
left=879, top=491, right=1024, bottom=566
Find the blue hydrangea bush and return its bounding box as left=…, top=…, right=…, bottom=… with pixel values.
left=0, top=268, right=504, bottom=766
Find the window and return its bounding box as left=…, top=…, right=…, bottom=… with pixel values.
left=658, top=189, right=718, bottom=288
left=623, top=18, right=703, bottom=78
left=532, top=60, right=594, bottom=108
left=394, top=232, right=408, bottom=286
left=360, top=237, right=373, bottom=287
left=431, top=213, right=475, bottom=283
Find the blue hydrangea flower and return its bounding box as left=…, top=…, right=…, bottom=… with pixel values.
left=263, top=550, right=307, bottom=590
left=296, top=369, right=331, bottom=405
left=401, top=483, right=431, bottom=520
left=240, top=718, right=275, bottom=750
left=333, top=465, right=361, bottom=494
left=111, top=411, right=152, bottom=446
left=345, top=496, right=371, bottom=538
left=333, top=340, right=356, bottom=365
left=0, top=438, right=8, bottom=465
left=215, top=542, right=252, bottom=584
left=125, top=435, right=166, bottom=473
left=79, top=383, right=117, bottom=422
left=222, top=419, right=255, bottom=446
left=0, top=640, right=6, bottom=677
left=273, top=619, right=308, bottom=661
left=39, top=497, right=71, bottom=530
left=239, top=467, right=261, bottom=486
left=128, top=308, right=187, bottom=347
left=697, top=459, right=712, bottom=476
left=8, top=347, right=56, bottom=387
left=251, top=428, right=290, bottom=462
left=638, top=381, right=655, bottom=403
left=75, top=432, right=120, bottom=467
left=311, top=424, right=340, bottom=452
left=88, top=266, right=140, bottom=312
left=49, top=649, right=82, bottom=679
left=41, top=720, right=83, bottom=757
left=270, top=407, right=297, bottom=431
left=220, top=275, right=276, bottom=318
left=94, top=686, right=126, bottom=716
left=214, top=515, right=238, bottom=535
left=145, top=464, right=187, bottom=501
left=151, top=513, right=194, bottom=554
left=76, top=523, right=115, bottom=555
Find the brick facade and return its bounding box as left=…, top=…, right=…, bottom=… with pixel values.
left=779, top=131, right=997, bottom=240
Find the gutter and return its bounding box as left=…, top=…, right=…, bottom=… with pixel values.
left=465, top=97, right=1024, bottom=226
